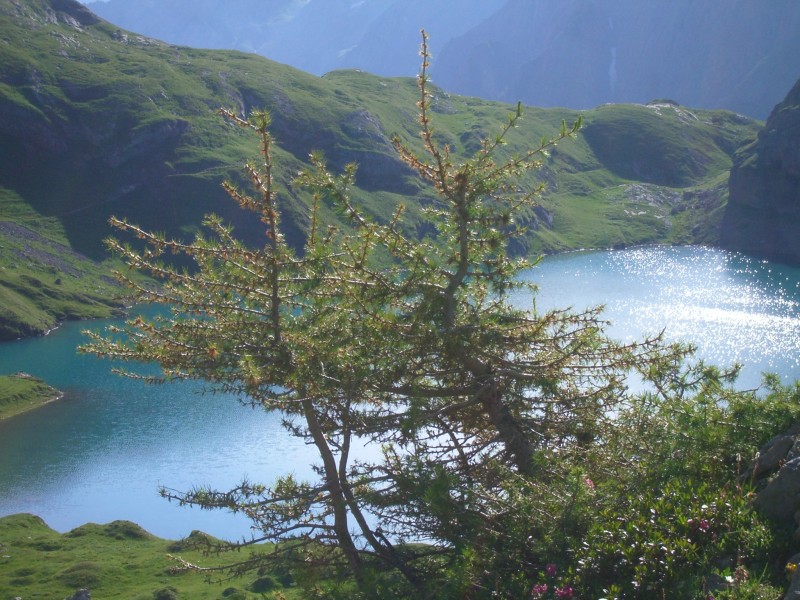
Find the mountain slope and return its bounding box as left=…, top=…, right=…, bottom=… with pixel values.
left=82, top=0, right=800, bottom=120
left=84, top=0, right=507, bottom=78
left=435, top=0, right=800, bottom=120
left=0, top=0, right=762, bottom=339
left=721, top=78, right=800, bottom=265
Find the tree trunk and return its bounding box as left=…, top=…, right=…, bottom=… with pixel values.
left=302, top=399, right=365, bottom=583
left=478, top=381, right=538, bottom=477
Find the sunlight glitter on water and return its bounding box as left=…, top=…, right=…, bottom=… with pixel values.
left=525, top=246, right=800, bottom=388
left=616, top=301, right=800, bottom=370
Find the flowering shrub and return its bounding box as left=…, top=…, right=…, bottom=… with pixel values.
left=571, top=479, right=774, bottom=598
left=530, top=583, right=548, bottom=598
left=530, top=563, right=575, bottom=599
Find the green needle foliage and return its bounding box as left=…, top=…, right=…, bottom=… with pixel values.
left=82, top=34, right=794, bottom=599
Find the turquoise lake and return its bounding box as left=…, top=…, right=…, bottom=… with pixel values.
left=0, top=245, right=798, bottom=540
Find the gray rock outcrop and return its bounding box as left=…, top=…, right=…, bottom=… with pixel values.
left=721, top=78, right=800, bottom=266
left=747, top=426, right=800, bottom=532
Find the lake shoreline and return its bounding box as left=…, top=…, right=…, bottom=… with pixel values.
left=4, top=241, right=798, bottom=347
left=0, top=373, right=64, bottom=421
left=0, top=244, right=798, bottom=542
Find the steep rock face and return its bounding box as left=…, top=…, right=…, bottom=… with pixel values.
left=435, top=0, right=800, bottom=119
left=721, top=78, right=800, bottom=265
left=84, top=0, right=506, bottom=78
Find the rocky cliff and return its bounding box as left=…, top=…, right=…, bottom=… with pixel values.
left=721, top=79, right=800, bottom=265
left=435, top=0, right=800, bottom=120
left=84, top=0, right=506, bottom=78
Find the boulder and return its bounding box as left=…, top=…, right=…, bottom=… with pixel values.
left=742, top=427, right=800, bottom=481
left=786, top=552, right=800, bottom=599
left=753, top=456, right=800, bottom=524
left=745, top=425, right=800, bottom=536
left=721, top=77, right=800, bottom=266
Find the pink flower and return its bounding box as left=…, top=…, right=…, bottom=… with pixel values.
left=545, top=563, right=558, bottom=577
left=530, top=583, right=548, bottom=598
left=689, top=517, right=711, bottom=533
left=555, top=586, right=574, bottom=599
left=583, top=476, right=595, bottom=489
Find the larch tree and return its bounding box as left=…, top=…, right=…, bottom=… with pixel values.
left=83, top=32, right=694, bottom=598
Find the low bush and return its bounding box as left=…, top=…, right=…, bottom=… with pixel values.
left=152, top=586, right=179, bottom=600
left=58, top=561, right=102, bottom=588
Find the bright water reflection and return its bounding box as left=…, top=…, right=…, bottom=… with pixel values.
left=516, top=246, right=800, bottom=389
left=0, top=246, right=798, bottom=540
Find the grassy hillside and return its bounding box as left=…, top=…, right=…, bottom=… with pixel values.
left=0, top=186, right=125, bottom=339
left=0, top=372, right=61, bottom=419
left=0, top=514, right=299, bottom=599
left=0, top=0, right=762, bottom=339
